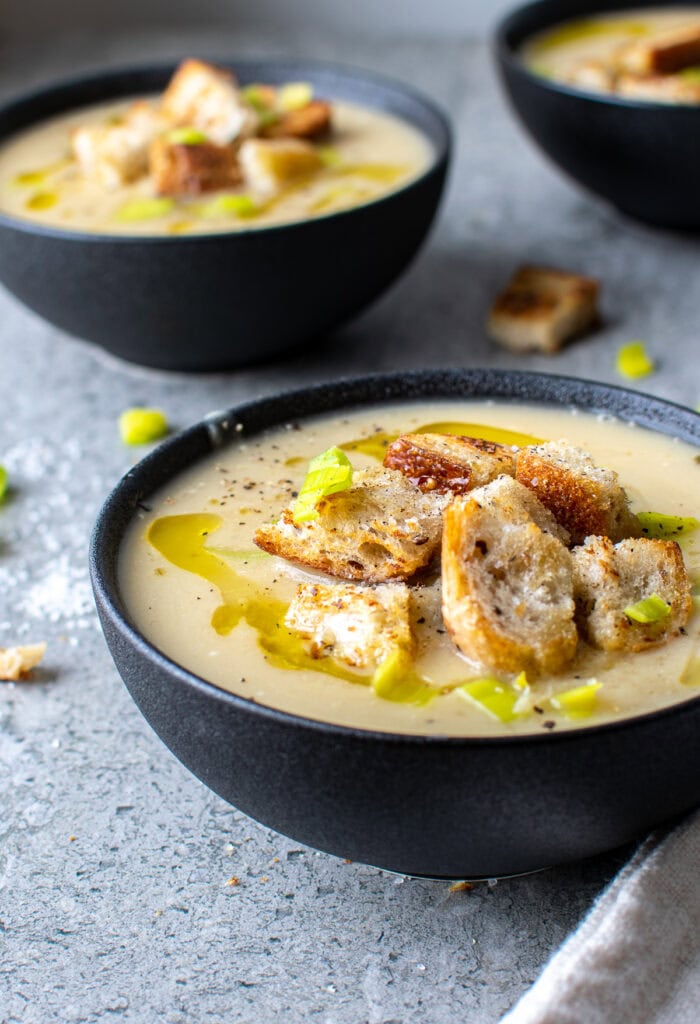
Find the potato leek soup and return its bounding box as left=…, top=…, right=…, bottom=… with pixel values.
left=118, top=402, right=700, bottom=737
left=522, top=8, right=700, bottom=103
left=0, top=59, right=432, bottom=236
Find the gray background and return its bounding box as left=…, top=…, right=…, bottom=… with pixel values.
left=1, top=5, right=699, bottom=1024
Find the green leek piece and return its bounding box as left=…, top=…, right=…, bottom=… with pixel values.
left=26, top=191, right=57, bottom=211
left=637, top=511, right=699, bottom=539
left=680, top=67, right=700, bottom=84
left=292, top=447, right=353, bottom=524
left=119, top=408, right=169, bottom=446
left=456, top=677, right=521, bottom=723
left=371, top=648, right=435, bottom=706
left=165, top=126, right=208, bottom=145
left=616, top=340, right=655, bottom=380
left=0, top=465, right=7, bottom=503
left=199, top=193, right=260, bottom=219
left=242, top=84, right=276, bottom=114
left=624, top=593, right=671, bottom=624
left=550, top=681, right=602, bottom=719
left=279, top=81, right=313, bottom=111
left=116, top=198, right=175, bottom=222
left=514, top=671, right=528, bottom=690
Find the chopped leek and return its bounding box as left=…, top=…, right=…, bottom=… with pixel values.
left=279, top=81, right=313, bottom=111
left=616, top=340, right=655, bottom=380
left=514, top=671, right=528, bottom=690
left=242, top=84, right=276, bottom=113
left=292, top=446, right=353, bottom=523
left=119, top=408, right=169, bottom=445
left=456, top=677, right=521, bottom=723
left=624, top=593, right=671, bottom=624
left=165, top=127, right=208, bottom=145
left=637, top=511, right=699, bottom=539
left=0, top=465, right=7, bottom=503
left=199, top=194, right=260, bottom=219
left=550, top=681, right=602, bottom=719
left=371, top=648, right=434, bottom=706
left=116, top=198, right=175, bottom=222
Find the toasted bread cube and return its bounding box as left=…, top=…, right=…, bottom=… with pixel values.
left=616, top=72, right=700, bottom=105
left=442, top=479, right=577, bottom=676
left=565, top=59, right=617, bottom=93
left=161, top=59, right=258, bottom=144
left=149, top=137, right=242, bottom=196
left=263, top=100, right=332, bottom=140
left=72, top=100, right=164, bottom=189
left=516, top=440, right=641, bottom=546
left=487, top=266, right=599, bottom=353
left=254, top=467, right=448, bottom=583
left=572, top=536, right=692, bottom=652
left=285, top=581, right=413, bottom=669
left=384, top=433, right=517, bottom=495
left=239, top=138, right=323, bottom=199
left=619, top=26, right=700, bottom=75
left=0, top=642, right=46, bottom=681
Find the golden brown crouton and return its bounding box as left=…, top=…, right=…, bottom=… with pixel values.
left=161, top=59, right=259, bottom=144
left=487, top=266, right=600, bottom=354
left=0, top=643, right=46, bottom=681
left=238, top=138, right=323, bottom=199
left=616, top=72, right=700, bottom=104
left=263, top=100, right=332, bottom=140
left=285, top=581, right=413, bottom=668
left=442, top=479, right=577, bottom=676
left=516, top=440, right=641, bottom=546
left=72, top=100, right=165, bottom=189
left=149, top=137, right=242, bottom=196
left=565, top=59, right=618, bottom=94
left=572, top=536, right=692, bottom=652
left=618, top=26, right=700, bottom=75
left=254, top=467, right=448, bottom=583
left=383, top=433, right=517, bottom=495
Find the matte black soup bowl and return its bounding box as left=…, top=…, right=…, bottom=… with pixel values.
left=90, top=369, right=700, bottom=879
left=495, top=0, right=700, bottom=228
left=0, top=61, right=449, bottom=370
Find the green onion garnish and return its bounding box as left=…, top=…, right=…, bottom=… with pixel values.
left=371, top=648, right=434, bottom=706
left=0, top=465, right=8, bottom=503
left=165, top=127, right=208, bottom=145
left=119, top=408, right=169, bottom=446
left=616, top=340, right=655, bottom=380
left=199, top=194, right=260, bottom=219
left=624, top=593, right=671, bottom=624
left=292, top=447, right=353, bottom=524
left=637, top=511, right=699, bottom=539
left=549, top=681, right=602, bottom=719
left=456, top=677, right=521, bottom=723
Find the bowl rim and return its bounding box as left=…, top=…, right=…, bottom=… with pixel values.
left=0, top=55, right=451, bottom=244
left=90, top=366, right=700, bottom=748
left=495, top=0, right=700, bottom=112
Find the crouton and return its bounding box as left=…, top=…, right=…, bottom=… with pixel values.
left=0, top=643, right=46, bottom=682
left=72, top=100, right=164, bottom=188
left=149, top=137, right=242, bottom=195
left=384, top=433, right=517, bottom=495
left=572, top=536, right=692, bottom=652
left=263, top=99, right=332, bottom=140
left=254, top=467, right=448, bottom=583
left=238, top=138, right=323, bottom=199
left=565, top=59, right=618, bottom=94
left=487, top=265, right=600, bottom=354
left=161, top=59, right=259, bottom=145
left=618, top=25, right=700, bottom=75
left=442, top=479, right=577, bottom=676
left=516, top=440, right=641, bottom=545
left=616, top=72, right=700, bottom=105
left=285, top=581, right=413, bottom=669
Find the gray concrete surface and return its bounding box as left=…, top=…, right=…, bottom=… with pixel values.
left=1, top=26, right=699, bottom=1024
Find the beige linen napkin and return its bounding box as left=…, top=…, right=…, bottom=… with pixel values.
left=501, top=809, right=700, bottom=1024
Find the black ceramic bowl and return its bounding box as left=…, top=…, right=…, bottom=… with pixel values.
left=0, top=61, right=449, bottom=370
left=496, top=0, right=700, bottom=228
left=90, top=369, right=700, bottom=879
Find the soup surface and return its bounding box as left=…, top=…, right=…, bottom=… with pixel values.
left=522, top=7, right=700, bottom=102
left=119, top=401, right=700, bottom=737
left=0, top=97, right=431, bottom=235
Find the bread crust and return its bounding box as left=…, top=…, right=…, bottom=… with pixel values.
left=263, top=100, right=332, bottom=140
left=161, top=59, right=259, bottom=144
left=384, top=433, right=516, bottom=495
left=619, top=26, right=700, bottom=75
left=149, top=137, right=242, bottom=196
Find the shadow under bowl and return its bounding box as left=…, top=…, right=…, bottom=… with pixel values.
left=495, top=0, right=700, bottom=229
left=90, top=368, right=700, bottom=879
left=0, top=60, right=450, bottom=370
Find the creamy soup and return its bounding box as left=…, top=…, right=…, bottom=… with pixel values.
left=522, top=7, right=700, bottom=102
left=0, top=97, right=432, bottom=235
left=118, top=402, right=700, bottom=737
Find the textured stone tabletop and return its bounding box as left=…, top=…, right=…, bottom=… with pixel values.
left=1, top=26, right=699, bottom=1024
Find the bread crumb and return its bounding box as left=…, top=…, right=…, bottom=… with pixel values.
left=225, top=876, right=240, bottom=887
left=448, top=880, right=474, bottom=893
left=0, top=642, right=47, bottom=681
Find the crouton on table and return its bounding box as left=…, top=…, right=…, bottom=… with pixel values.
left=285, top=581, right=413, bottom=669
left=572, top=536, right=692, bottom=652
left=384, top=433, right=517, bottom=495
left=0, top=643, right=46, bottom=682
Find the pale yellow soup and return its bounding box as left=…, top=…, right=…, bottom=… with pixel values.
left=118, top=401, right=700, bottom=737
left=0, top=97, right=432, bottom=235
left=522, top=7, right=700, bottom=91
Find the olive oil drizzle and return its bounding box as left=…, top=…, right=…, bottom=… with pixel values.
left=341, top=421, right=542, bottom=461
